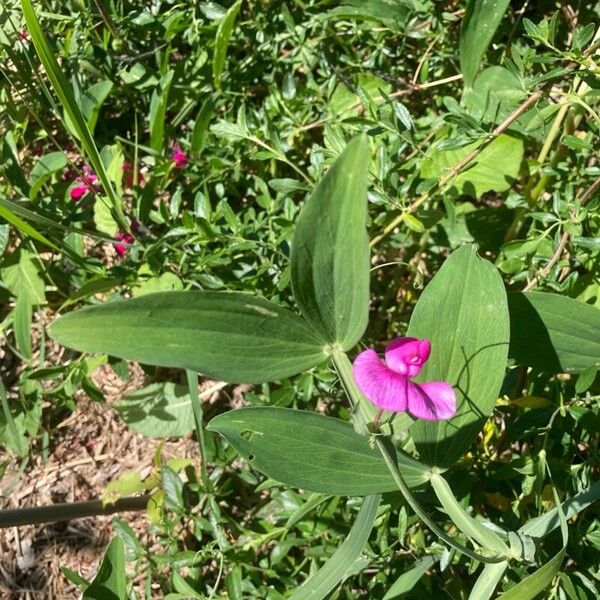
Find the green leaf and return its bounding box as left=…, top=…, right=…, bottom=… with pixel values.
left=207, top=407, right=431, bottom=495
left=131, top=272, right=183, bottom=297
left=161, top=465, right=184, bottom=511
left=115, top=381, right=224, bottom=438
left=408, top=245, right=509, bottom=467
left=82, top=80, right=113, bottom=133
left=172, top=570, right=203, bottom=598
left=83, top=537, right=127, bottom=600
left=112, top=518, right=143, bottom=561
left=29, top=152, right=68, bottom=199
left=421, top=135, right=524, bottom=197
left=468, top=562, right=509, bottom=600
left=1, top=249, right=45, bottom=304
left=498, top=486, right=568, bottom=600
left=320, top=1, right=410, bottom=25
left=520, top=481, right=600, bottom=539
left=48, top=291, right=328, bottom=383
left=94, top=196, right=119, bottom=236
left=508, top=292, right=600, bottom=373
left=101, top=471, right=155, bottom=504
left=382, top=556, right=436, bottom=599
left=14, top=295, right=33, bottom=360
left=459, top=0, right=511, bottom=89
left=191, top=94, right=217, bottom=153
left=149, top=70, right=174, bottom=152
left=289, top=494, right=381, bottom=600
left=463, top=67, right=526, bottom=124
left=576, top=365, right=597, bottom=393
left=0, top=224, right=8, bottom=256
left=291, top=134, right=370, bottom=350
left=213, top=0, right=242, bottom=89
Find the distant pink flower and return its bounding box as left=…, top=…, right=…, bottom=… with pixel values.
left=353, top=337, right=456, bottom=421
left=122, top=162, right=144, bottom=187
left=18, top=31, right=29, bottom=42
left=113, top=231, right=134, bottom=257
left=171, top=144, right=187, bottom=168
left=70, top=165, right=98, bottom=201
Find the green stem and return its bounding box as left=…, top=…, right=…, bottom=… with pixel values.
left=331, top=351, right=506, bottom=564
left=185, top=369, right=225, bottom=492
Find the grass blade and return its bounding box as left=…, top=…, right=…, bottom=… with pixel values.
left=289, top=494, right=380, bottom=599
left=0, top=202, right=60, bottom=251
left=468, top=562, right=509, bottom=600
left=20, top=0, right=128, bottom=230
left=213, top=0, right=242, bottom=89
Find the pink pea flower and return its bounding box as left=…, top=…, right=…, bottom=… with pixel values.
left=122, top=162, right=144, bottom=187
left=69, top=165, right=98, bottom=201
left=171, top=144, right=187, bottom=168
left=113, top=231, right=134, bottom=257
left=353, top=337, right=456, bottom=421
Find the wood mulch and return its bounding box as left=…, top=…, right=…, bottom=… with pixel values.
left=0, top=360, right=232, bottom=599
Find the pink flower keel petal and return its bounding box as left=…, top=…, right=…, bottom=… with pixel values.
left=385, top=337, right=431, bottom=377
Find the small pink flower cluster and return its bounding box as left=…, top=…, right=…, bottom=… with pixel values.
left=113, top=231, right=134, bottom=257
left=122, top=161, right=144, bottom=187
left=171, top=144, right=187, bottom=168
left=70, top=165, right=98, bottom=201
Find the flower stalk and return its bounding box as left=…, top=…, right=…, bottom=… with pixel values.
left=332, top=350, right=509, bottom=564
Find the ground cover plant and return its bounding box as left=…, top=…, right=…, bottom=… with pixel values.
left=0, top=0, right=599, bottom=598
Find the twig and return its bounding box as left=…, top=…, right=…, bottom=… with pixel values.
left=370, top=90, right=544, bottom=248
left=523, top=176, right=600, bottom=291
left=0, top=495, right=150, bottom=528
left=299, top=74, right=463, bottom=133
left=522, top=231, right=569, bottom=292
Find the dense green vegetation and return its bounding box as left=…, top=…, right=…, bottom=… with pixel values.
left=0, top=1, right=599, bottom=598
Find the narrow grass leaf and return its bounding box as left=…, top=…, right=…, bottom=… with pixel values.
left=14, top=295, right=33, bottom=360
left=382, top=555, right=436, bottom=599
left=468, top=562, right=509, bottom=600
left=519, top=481, right=600, bottom=539
left=213, top=0, right=242, bottom=89
left=0, top=203, right=59, bottom=251
left=149, top=71, right=173, bottom=152
left=191, top=94, right=217, bottom=153
left=21, top=0, right=127, bottom=229
left=288, top=494, right=380, bottom=600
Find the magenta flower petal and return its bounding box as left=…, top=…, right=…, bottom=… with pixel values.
left=406, top=381, right=456, bottom=421
left=171, top=144, right=188, bottom=168
left=385, top=337, right=431, bottom=377
left=70, top=185, right=87, bottom=201
left=353, top=349, right=409, bottom=412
